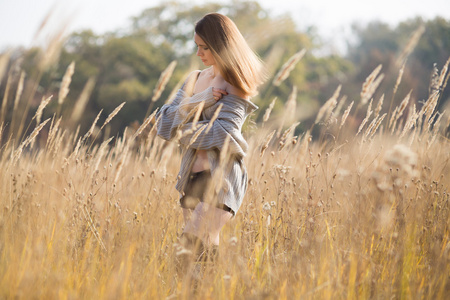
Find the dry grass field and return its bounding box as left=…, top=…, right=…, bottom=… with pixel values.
left=1, top=41, right=450, bottom=299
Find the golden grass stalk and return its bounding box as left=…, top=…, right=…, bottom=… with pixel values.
left=190, top=101, right=205, bottom=130
left=368, top=113, right=387, bottom=139
left=426, top=112, right=439, bottom=134
left=334, top=95, right=348, bottom=117
left=396, top=91, right=412, bottom=118
left=147, top=114, right=162, bottom=142
left=0, top=123, right=3, bottom=145
left=260, top=130, right=276, bottom=157
left=152, top=61, right=177, bottom=102
left=279, top=122, right=300, bottom=151
left=39, top=32, right=64, bottom=72
left=438, top=56, right=450, bottom=88
left=219, top=134, right=231, bottom=164
left=0, top=52, right=10, bottom=85
left=100, top=102, right=125, bottom=131
left=13, top=71, right=25, bottom=111
left=432, top=111, right=444, bottom=137
left=43, top=116, right=61, bottom=150
left=418, top=90, right=440, bottom=131
left=83, top=109, right=103, bottom=141
left=58, top=61, right=75, bottom=105
left=263, top=97, right=277, bottom=123
left=394, top=64, right=406, bottom=95
left=114, top=146, right=129, bottom=184
left=357, top=99, right=373, bottom=135
left=426, top=111, right=444, bottom=149
left=34, top=95, right=53, bottom=126
left=429, top=63, right=440, bottom=96
left=13, top=118, right=50, bottom=163
left=272, top=49, right=306, bottom=86
left=131, top=108, right=159, bottom=141
left=70, top=77, right=96, bottom=123
left=94, top=137, right=114, bottom=171
left=82, top=206, right=107, bottom=252
left=340, top=101, right=354, bottom=129
left=277, top=86, right=297, bottom=136
left=179, top=101, right=205, bottom=129
left=316, top=85, right=341, bottom=124
left=396, top=24, right=425, bottom=66
left=280, top=122, right=300, bottom=141
left=187, top=124, right=207, bottom=147
left=374, top=94, right=384, bottom=118
left=399, top=104, right=418, bottom=139
left=205, top=103, right=223, bottom=134
left=0, top=72, right=12, bottom=124
left=361, top=65, right=383, bottom=105
left=285, top=86, right=297, bottom=123
left=389, top=91, right=411, bottom=132
left=47, top=121, right=65, bottom=157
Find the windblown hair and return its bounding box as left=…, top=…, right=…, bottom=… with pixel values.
left=195, top=13, right=266, bottom=97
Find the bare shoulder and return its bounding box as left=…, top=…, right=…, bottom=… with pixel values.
left=225, top=82, right=249, bottom=100
left=184, top=70, right=201, bottom=83
left=181, top=70, right=201, bottom=93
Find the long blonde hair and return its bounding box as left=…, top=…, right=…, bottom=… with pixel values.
left=195, top=13, right=266, bottom=97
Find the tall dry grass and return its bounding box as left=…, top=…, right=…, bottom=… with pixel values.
left=1, top=34, right=450, bottom=300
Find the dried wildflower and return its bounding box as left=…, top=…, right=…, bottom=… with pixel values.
left=262, top=202, right=271, bottom=211
left=384, top=144, right=418, bottom=178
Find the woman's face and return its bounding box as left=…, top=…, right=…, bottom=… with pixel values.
left=194, top=33, right=216, bottom=67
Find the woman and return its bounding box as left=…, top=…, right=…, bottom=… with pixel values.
left=156, top=13, right=265, bottom=262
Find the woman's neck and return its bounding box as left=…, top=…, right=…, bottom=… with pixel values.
left=210, top=66, right=219, bottom=78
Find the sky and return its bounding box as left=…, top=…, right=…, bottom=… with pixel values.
left=0, top=0, right=449, bottom=53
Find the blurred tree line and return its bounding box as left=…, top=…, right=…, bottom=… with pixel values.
left=0, top=1, right=449, bottom=140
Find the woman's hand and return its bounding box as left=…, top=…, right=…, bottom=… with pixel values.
left=212, top=88, right=228, bottom=101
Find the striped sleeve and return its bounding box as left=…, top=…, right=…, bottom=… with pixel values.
left=156, top=87, right=216, bottom=141
left=178, top=99, right=248, bottom=157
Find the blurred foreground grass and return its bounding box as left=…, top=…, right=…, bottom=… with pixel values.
left=0, top=38, right=450, bottom=299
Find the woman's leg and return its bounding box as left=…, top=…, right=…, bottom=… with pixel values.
left=183, top=202, right=233, bottom=246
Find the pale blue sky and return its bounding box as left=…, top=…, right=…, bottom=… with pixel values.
left=1, top=0, right=449, bottom=52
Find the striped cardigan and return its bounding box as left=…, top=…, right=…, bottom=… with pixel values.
left=156, top=82, right=258, bottom=214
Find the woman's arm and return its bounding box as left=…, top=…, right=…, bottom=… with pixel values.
left=156, top=70, right=218, bottom=141
left=177, top=99, right=249, bottom=156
